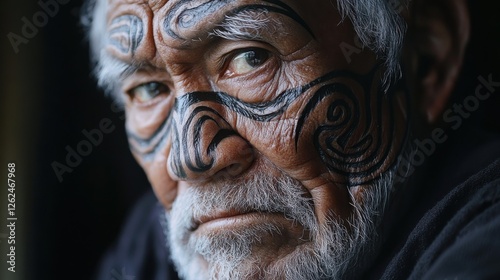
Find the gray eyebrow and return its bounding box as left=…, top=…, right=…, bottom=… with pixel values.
left=229, top=0, right=315, bottom=38
left=98, top=11, right=271, bottom=104
left=99, top=0, right=315, bottom=102
left=164, top=0, right=315, bottom=41
left=95, top=52, right=143, bottom=103
left=209, top=9, right=272, bottom=41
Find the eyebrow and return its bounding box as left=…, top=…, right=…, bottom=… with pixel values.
left=226, top=0, right=315, bottom=38
left=96, top=52, right=149, bottom=100
left=209, top=9, right=272, bottom=41
left=101, top=1, right=315, bottom=96
left=164, top=0, right=315, bottom=41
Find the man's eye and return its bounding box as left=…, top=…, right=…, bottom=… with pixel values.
left=225, top=49, right=270, bottom=77
left=128, top=82, right=169, bottom=104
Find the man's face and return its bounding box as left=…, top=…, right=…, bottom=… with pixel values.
left=103, top=0, right=409, bottom=278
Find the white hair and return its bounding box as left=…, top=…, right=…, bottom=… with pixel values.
left=164, top=165, right=398, bottom=279
left=81, top=0, right=119, bottom=98
left=336, top=0, right=410, bottom=86
left=82, top=0, right=410, bottom=96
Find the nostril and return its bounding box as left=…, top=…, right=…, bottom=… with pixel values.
left=213, top=163, right=242, bottom=180
left=167, top=103, right=256, bottom=181
left=226, top=163, right=243, bottom=176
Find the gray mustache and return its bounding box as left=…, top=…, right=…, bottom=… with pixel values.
left=170, top=172, right=318, bottom=236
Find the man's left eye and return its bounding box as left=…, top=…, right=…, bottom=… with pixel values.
left=128, top=82, right=170, bottom=104
left=225, top=49, right=270, bottom=77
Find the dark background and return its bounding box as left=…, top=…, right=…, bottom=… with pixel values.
left=0, top=0, right=150, bottom=279
left=0, top=1, right=498, bottom=280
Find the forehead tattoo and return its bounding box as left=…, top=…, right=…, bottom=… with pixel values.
left=117, top=0, right=409, bottom=186
left=163, top=0, right=315, bottom=40
left=105, top=0, right=314, bottom=78
left=108, top=15, right=144, bottom=56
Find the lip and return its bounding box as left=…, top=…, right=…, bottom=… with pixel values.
left=192, top=211, right=310, bottom=248
left=192, top=210, right=257, bottom=231
left=191, top=210, right=296, bottom=233
left=200, top=209, right=254, bottom=223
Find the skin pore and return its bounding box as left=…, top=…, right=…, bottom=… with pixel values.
left=103, top=0, right=409, bottom=278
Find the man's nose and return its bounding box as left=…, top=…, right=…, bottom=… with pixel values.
left=166, top=93, right=255, bottom=182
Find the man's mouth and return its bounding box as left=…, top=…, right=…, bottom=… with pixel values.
left=191, top=210, right=308, bottom=237
left=191, top=209, right=261, bottom=231
left=200, top=209, right=257, bottom=223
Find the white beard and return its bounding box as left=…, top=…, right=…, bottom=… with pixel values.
left=163, top=167, right=397, bottom=280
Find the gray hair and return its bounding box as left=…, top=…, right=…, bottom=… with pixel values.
left=81, top=0, right=410, bottom=96
left=336, top=0, right=410, bottom=86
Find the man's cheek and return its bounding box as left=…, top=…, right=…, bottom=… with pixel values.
left=252, top=65, right=410, bottom=187
left=304, top=85, right=406, bottom=187
left=148, top=155, right=179, bottom=210
left=242, top=119, right=321, bottom=175
left=131, top=144, right=178, bottom=210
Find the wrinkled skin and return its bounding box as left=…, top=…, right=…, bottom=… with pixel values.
left=104, top=0, right=411, bottom=278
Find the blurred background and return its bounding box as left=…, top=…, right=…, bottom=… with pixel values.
left=1, top=0, right=150, bottom=279
left=0, top=0, right=498, bottom=280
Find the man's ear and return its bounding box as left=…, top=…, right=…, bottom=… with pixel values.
left=403, top=0, right=470, bottom=123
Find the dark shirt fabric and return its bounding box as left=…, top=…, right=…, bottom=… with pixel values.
left=364, top=130, right=500, bottom=280
left=95, top=132, right=500, bottom=280
left=94, top=192, right=179, bottom=280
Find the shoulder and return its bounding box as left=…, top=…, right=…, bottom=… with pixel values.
left=94, top=191, right=179, bottom=280
left=391, top=159, right=500, bottom=280
left=420, top=165, right=500, bottom=279
left=374, top=132, right=500, bottom=280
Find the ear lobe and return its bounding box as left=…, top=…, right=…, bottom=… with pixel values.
left=405, top=0, right=470, bottom=123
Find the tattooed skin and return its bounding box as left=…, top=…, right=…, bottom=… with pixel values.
left=127, top=65, right=409, bottom=186
left=163, top=0, right=315, bottom=40
left=107, top=15, right=144, bottom=56
left=102, top=0, right=416, bottom=278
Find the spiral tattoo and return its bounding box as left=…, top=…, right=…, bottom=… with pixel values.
left=295, top=67, right=407, bottom=185
left=162, top=0, right=314, bottom=40
left=107, top=15, right=144, bottom=56
left=127, top=65, right=408, bottom=186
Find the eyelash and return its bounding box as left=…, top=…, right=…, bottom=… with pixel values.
left=220, top=47, right=273, bottom=78
left=124, top=47, right=275, bottom=105
left=127, top=82, right=170, bottom=107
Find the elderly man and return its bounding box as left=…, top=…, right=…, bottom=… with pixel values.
left=84, top=0, right=500, bottom=279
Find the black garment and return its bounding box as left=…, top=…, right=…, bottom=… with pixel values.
left=94, top=192, right=179, bottom=280
left=364, top=131, right=500, bottom=280
left=366, top=161, right=500, bottom=279
left=95, top=133, right=500, bottom=280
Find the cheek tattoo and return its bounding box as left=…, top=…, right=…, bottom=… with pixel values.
left=108, top=15, right=144, bottom=56
left=169, top=106, right=239, bottom=178
left=127, top=116, right=172, bottom=162
left=127, top=64, right=409, bottom=186
left=295, top=67, right=408, bottom=185
left=119, top=1, right=408, bottom=186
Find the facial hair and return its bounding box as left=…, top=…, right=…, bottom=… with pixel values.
left=163, top=167, right=397, bottom=280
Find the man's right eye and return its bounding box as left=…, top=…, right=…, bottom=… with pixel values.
left=128, top=82, right=170, bottom=104
left=223, top=48, right=271, bottom=78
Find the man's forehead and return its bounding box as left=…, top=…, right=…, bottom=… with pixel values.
left=108, top=0, right=167, bottom=8
left=105, top=0, right=308, bottom=22
left=103, top=0, right=317, bottom=61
